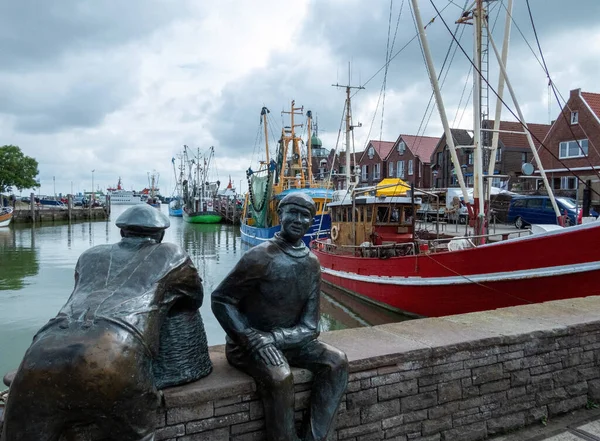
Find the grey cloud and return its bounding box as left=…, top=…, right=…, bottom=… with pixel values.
left=0, top=0, right=193, bottom=71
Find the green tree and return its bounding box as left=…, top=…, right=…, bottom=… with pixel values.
left=0, top=145, right=40, bottom=194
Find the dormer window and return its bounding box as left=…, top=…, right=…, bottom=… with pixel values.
left=571, top=111, right=579, bottom=125
left=398, top=141, right=406, bottom=154
left=368, top=146, right=375, bottom=159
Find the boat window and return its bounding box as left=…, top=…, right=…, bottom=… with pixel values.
left=376, top=206, right=390, bottom=223
left=391, top=208, right=400, bottom=222
left=355, top=207, right=362, bottom=222
left=334, top=207, right=342, bottom=222
left=366, top=206, right=373, bottom=222
left=403, top=207, right=413, bottom=225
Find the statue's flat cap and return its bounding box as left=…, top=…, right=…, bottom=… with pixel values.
left=116, top=204, right=170, bottom=232
left=278, top=192, right=317, bottom=217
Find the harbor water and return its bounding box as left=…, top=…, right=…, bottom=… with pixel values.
left=0, top=205, right=408, bottom=378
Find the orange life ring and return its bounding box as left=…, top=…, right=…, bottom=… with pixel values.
left=331, top=225, right=339, bottom=241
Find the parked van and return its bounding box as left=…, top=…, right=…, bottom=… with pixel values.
left=507, top=196, right=579, bottom=228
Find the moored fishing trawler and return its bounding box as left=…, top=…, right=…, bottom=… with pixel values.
left=240, top=102, right=333, bottom=246
left=311, top=0, right=600, bottom=317
left=182, top=146, right=223, bottom=224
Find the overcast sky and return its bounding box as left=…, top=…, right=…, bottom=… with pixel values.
left=2, top=0, right=599, bottom=197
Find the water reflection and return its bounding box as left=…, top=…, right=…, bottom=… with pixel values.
left=0, top=228, right=39, bottom=291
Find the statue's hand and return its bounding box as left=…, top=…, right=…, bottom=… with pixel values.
left=246, top=330, right=274, bottom=351
left=256, top=344, right=285, bottom=367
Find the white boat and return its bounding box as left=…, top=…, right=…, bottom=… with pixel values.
left=0, top=207, right=13, bottom=227
left=107, top=178, right=147, bottom=205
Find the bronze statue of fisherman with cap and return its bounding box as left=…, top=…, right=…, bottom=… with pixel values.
left=212, top=192, right=349, bottom=441
left=2, top=204, right=211, bottom=441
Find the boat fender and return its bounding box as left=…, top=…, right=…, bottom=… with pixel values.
left=331, top=225, right=339, bottom=241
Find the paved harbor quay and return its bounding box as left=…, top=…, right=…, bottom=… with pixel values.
left=491, top=407, right=600, bottom=440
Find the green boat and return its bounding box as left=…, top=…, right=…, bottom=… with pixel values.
left=182, top=145, right=223, bottom=224
left=182, top=210, right=222, bottom=224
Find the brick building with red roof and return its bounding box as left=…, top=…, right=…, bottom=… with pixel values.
left=385, top=135, right=439, bottom=188
left=537, top=88, right=600, bottom=209
left=356, top=140, right=395, bottom=186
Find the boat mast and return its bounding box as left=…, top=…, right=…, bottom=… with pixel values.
left=472, top=0, right=485, bottom=238
left=280, top=100, right=304, bottom=189
left=487, top=0, right=513, bottom=179
left=410, top=0, right=470, bottom=208
left=306, top=110, right=314, bottom=185
left=261, top=107, right=270, bottom=164
left=333, top=80, right=364, bottom=190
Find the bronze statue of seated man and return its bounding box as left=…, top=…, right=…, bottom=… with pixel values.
left=2, top=204, right=211, bottom=441
left=212, top=192, right=348, bottom=441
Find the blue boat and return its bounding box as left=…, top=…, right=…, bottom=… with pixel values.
left=168, top=198, right=183, bottom=217
left=240, top=103, right=332, bottom=247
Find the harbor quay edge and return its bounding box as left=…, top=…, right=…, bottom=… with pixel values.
left=4, top=295, right=600, bottom=441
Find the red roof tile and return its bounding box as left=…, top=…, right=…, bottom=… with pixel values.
left=399, top=135, right=439, bottom=163
left=368, top=140, right=395, bottom=160
left=488, top=120, right=551, bottom=149
left=581, top=92, right=600, bottom=120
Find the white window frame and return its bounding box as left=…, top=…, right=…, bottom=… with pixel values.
left=368, top=147, right=375, bottom=159
left=495, top=147, right=501, bottom=162
left=397, top=160, right=405, bottom=178
left=388, top=161, right=395, bottom=177
left=398, top=141, right=406, bottom=154
left=373, top=163, right=381, bottom=180
left=571, top=111, right=579, bottom=125
left=361, top=165, right=368, bottom=181
left=408, top=159, right=414, bottom=176
left=559, top=139, right=588, bottom=159
left=560, top=176, right=577, bottom=190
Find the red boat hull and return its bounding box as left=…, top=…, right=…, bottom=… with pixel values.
left=312, top=222, right=600, bottom=317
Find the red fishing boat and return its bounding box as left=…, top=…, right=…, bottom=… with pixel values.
left=311, top=0, right=600, bottom=317
left=312, top=189, right=600, bottom=317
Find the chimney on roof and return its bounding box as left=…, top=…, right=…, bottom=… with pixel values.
left=570, top=88, right=581, bottom=98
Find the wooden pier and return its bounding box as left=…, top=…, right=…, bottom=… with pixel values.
left=214, top=196, right=242, bottom=225
left=10, top=194, right=110, bottom=224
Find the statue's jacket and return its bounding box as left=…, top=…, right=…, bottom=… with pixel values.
left=36, top=236, right=203, bottom=356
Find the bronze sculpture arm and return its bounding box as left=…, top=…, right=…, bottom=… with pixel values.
left=270, top=286, right=320, bottom=350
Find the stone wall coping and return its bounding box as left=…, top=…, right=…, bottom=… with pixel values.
left=162, top=295, right=600, bottom=407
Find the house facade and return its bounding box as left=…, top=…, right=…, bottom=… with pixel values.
left=430, top=129, right=473, bottom=188
left=429, top=122, right=551, bottom=191
left=357, top=141, right=394, bottom=187
left=537, top=88, right=600, bottom=209
left=386, top=135, right=438, bottom=188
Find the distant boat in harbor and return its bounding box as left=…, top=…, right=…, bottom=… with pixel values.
left=0, top=207, right=13, bottom=227
left=182, top=145, right=223, bottom=224
left=169, top=155, right=184, bottom=217
left=107, top=178, right=147, bottom=205
left=144, top=171, right=161, bottom=209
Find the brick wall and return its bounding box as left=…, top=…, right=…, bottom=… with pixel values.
left=148, top=296, right=600, bottom=441
left=5, top=296, right=600, bottom=441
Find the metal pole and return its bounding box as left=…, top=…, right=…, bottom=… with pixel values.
left=472, top=0, right=486, bottom=240
left=410, top=0, right=470, bottom=206
left=345, top=86, right=352, bottom=190
left=487, top=0, right=513, bottom=176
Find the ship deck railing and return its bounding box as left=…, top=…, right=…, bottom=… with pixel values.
left=313, top=227, right=532, bottom=258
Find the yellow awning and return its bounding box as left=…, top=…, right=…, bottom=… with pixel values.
left=375, top=178, right=410, bottom=196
